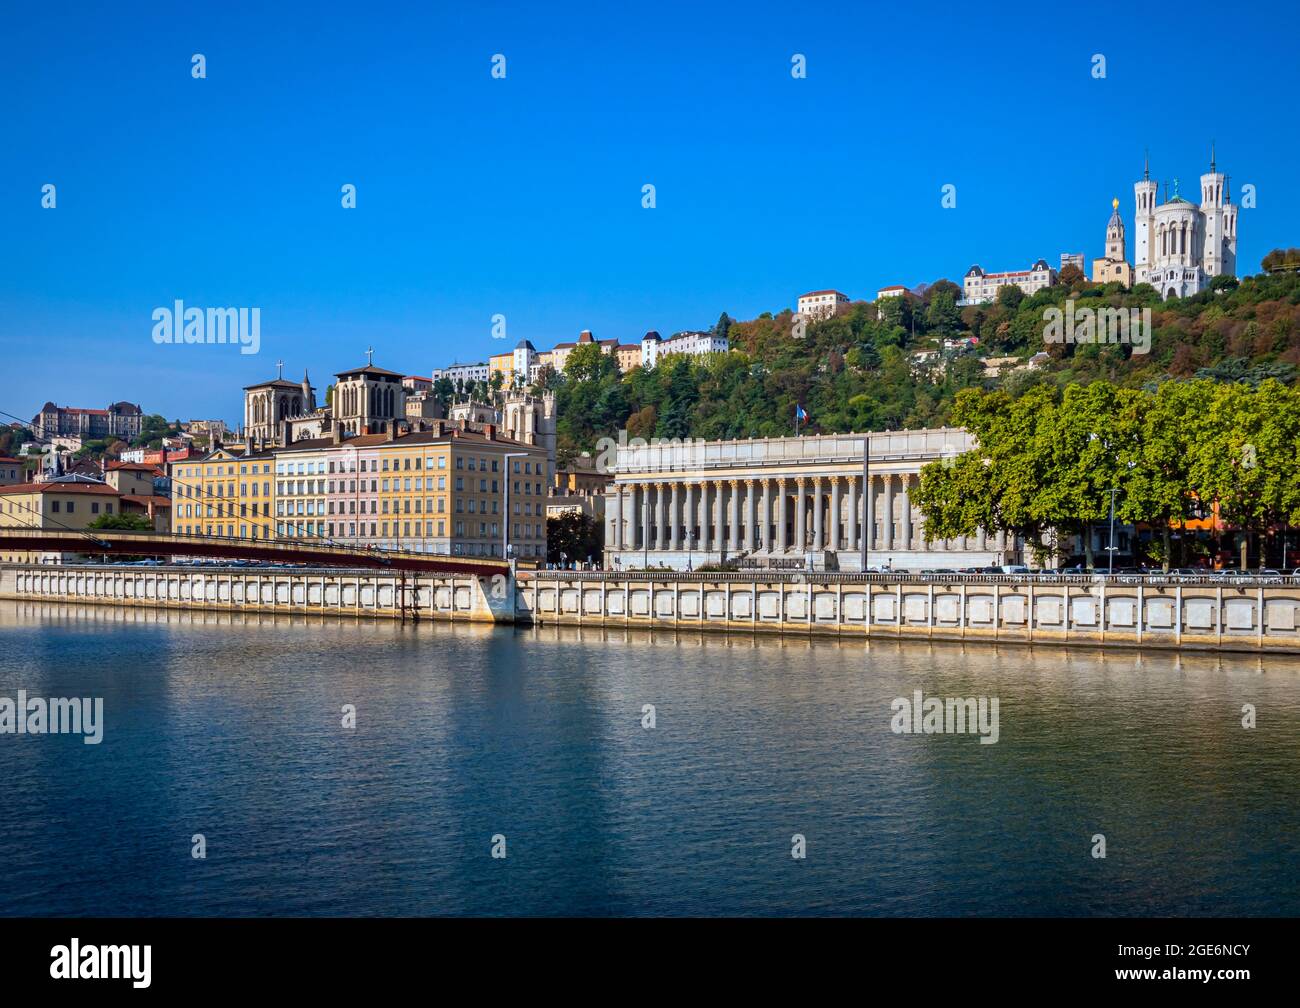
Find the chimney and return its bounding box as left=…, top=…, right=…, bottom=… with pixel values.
left=244, top=434, right=253, bottom=455
left=331, top=423, right=343, bottom=446
left=387, top=422, right=400, bottom=442
left=485, top=423, right=496, bottom=440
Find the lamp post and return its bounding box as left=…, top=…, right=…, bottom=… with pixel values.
left=687, top=530, right=696, bottom=572
left=861, top=432, right=871, bottom=572
left=502, top=451, right=527, bottom=561
left=1106, top=487, right=1119, bottom=575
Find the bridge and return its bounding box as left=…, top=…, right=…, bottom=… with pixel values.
left=0, top=528, right=511, bottom=575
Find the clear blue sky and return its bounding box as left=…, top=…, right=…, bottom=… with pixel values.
left=2, top=0, right=1296, bottom=427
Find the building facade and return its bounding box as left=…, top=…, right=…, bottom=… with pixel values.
left=431, top=361, right=491, bottom=387
left=243, top=369, right=315, bottom=444
left=962, top=260, right=1057, bottom=304
left=1091, top=198, right=1134, bottom=287
left=1134, top=150, right=1238, bottom=299
left=0, top=481, right=124, bottom=563
left=170, top=446, right=277, bottom=540
left=603, top=430, right=1016, bottom=572
left=31, top=402, right=143, bottom=442
left=171, top=422, right=549, bottom=559
left=797, top=290, right=849, bottom=320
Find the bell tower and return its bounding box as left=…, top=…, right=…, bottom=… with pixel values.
left=1134, top=150, right=1158, bottom=272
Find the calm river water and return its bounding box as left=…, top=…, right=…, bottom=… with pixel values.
left=1, top=601, right=1296, bottom=916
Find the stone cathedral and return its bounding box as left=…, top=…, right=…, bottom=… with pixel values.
left=1134, top=148, right=1238, bottom=299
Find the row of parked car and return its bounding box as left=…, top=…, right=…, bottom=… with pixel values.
left=904, top=565, right=1298, bottom=583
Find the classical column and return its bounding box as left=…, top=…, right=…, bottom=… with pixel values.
left=812, top=478, right=824, bottom=552
left=794, top=478, right=807, bottom=552
left=847, top=476, right=858, bottom=552
left=776, top=479, right=788, bottom=552
left=729, top=480, right=741, bottom=552
left=656, top=483, right=667, bottom=551
left=883, top=475, right=895, bottom=551
left=864, top=474, right=875, bottom=553
left=702, top=483, right=712, bottom=551
left=995, top=530, right=1006, bottom=557
left=830, top=477, right=842, bottom=552
left=685, top=483, right=697, bottom=550
left=713, top=481, right=726, bottom=555
left=761, top=480, right=772, bottom=551
left=745, top=479, right=757, bottom=551
left=900, top=475, right=912, bottom=551
left=976, top=528, right=987, bottom=551
left=613, top=487, right=624, bottom=549
left=667, top=482, right=679, bottom=550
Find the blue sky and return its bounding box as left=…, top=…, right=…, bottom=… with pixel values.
left=2, top=0, right=1297, bottom=426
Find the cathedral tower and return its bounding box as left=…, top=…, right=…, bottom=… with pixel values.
left=1092, top=198, right=1133, bottom=287
left=1134, top=151, right=1158, bottom=269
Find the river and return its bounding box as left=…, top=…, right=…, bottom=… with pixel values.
left=1, top=602, right=1297, bottom=916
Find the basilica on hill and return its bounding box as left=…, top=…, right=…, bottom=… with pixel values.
left=1132, top=148, right=1238, bottom=299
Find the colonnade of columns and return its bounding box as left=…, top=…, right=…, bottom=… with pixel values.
left=607, top=474, right=1006, bottom=558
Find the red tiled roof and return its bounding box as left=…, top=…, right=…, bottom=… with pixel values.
left=799, top=289, right=848, bottom=298
left=106, top=461, right=158, bottom=472
left=120, top=494, right=172, bottom=507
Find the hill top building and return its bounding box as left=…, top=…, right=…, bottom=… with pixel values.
left=1134, top=148, right=1237, bottom=298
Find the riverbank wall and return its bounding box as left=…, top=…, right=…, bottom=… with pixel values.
left=4, top=564, right=1300, bottom=654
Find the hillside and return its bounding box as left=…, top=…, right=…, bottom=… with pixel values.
left=545, top=259, right=1300, bottom=457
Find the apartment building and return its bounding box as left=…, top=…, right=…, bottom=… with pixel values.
left=171, top=422, right=549, bottom=559
left=169, top=447, right=277, bottom=540
left=0, top=480, right=124, bottom=563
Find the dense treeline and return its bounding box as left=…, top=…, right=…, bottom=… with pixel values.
left=914, top=379, right=1300, bottom=567
left=539, top=265, right=1300, bottom=461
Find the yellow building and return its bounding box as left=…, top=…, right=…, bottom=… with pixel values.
left=169, top=446, right=277, bottom=540
left=489, top=351, right=515, bottom=387
left=0, top=480, right=124, bottom=563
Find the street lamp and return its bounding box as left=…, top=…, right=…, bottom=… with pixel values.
left=502, top=451, right=528, bottom=561
left=687, top=530, right=696, bottom=572
left=1106, top=487, right=1119, bottom=575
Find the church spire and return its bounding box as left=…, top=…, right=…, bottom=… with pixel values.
left=1143, top=148, right=1150, bottom=181
left=1210, top=140, right=1216, bottom=174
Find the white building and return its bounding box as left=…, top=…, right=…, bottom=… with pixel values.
left=875, top=284, right=908, bottom=303
left=1134, top=149, right=1238, bottom=299
left=962, top=260, right=1057, bottom=305
left=796, top=289, right=849, bottom=320
left=639, top=330, right=728, bottom=369
left=432, top=361, right=490, bottom=387
left=604, top=429, right=1017, bottom=572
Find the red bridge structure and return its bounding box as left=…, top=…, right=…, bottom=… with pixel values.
left=0, top=528, right=510, bottom=576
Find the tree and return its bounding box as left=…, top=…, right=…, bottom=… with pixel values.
left=89, top=513, right=154, bottom=531
left=546, top=511, right=602, bottom=565
left=924, top=290, right=961, bottom=337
